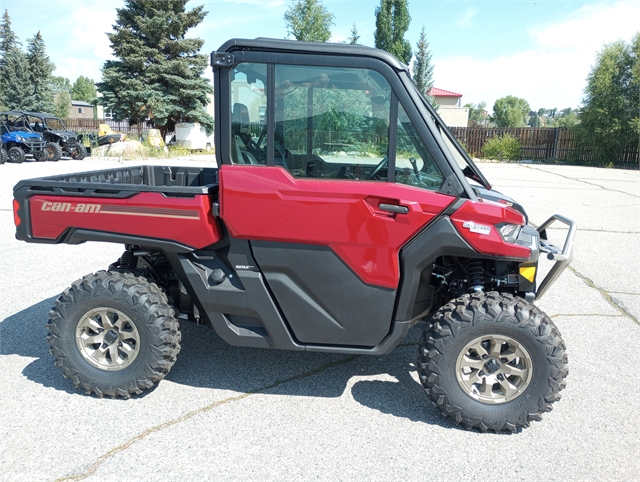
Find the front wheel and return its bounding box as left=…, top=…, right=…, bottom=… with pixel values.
left=47, top=271, right=181, bottom=398
left=0, top=147, right=7, bottom=164
left=44, top=142, right=62, bottom=161
left=417, top=292, right=568, bottom=432
left=7, top=146, right=25, bottom=163
left=70, top=142, right=87, bottom=160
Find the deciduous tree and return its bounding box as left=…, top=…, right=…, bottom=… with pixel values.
left=555, top=110, right=578, bottom=127
left=71, top=75, right=97, bottom=103
left=578, top=33, right=639, bottom=165
left=97, top=0, right=213, bottom=134
left=53, top=91, right=71, bottom=118
left=284, top=0, right=334, bottom=42
left=374, top=0, right=412, bottom=64
left=50, top=76, right=71, bottom=93
left=492, top=95, right=530, bottom=128
left=465, top=101, right=487, bottom=127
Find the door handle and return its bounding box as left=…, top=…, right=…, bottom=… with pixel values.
left=379, top=203, right=409, bottom=214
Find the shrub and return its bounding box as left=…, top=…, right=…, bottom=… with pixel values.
left=482, top=133, right=521, bottom=161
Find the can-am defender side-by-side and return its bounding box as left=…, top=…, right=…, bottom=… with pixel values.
left=18, top=111, right=88, bottom=161
left=0, top=111, right=46, bottom=162
left=12, top=39, right=575, bottom=433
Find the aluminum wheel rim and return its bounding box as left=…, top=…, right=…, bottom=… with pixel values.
left=455, top=334, right=533, bottom=404
left=76, top=307, right=140, bottom=371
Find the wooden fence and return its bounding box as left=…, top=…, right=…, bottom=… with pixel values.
left=61, top=118, right=151, bottom=137
left=449, top=127, right=639, bottom=165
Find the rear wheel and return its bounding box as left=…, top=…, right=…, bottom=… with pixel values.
left=47, top=271, right=182, bottom=398
left=0, top=147, right=6, bottom=164
left=44, top=142, right=62, bottom=161
left=33, top=150, right=46, bottom=161
left=417, top=292, right=568, bottom=432
left=70, top=142, right=87, bottom=160
left=8, top=146, right=25, bottom=163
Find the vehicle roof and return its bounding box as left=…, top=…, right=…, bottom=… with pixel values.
left=0, top=111, right=26, bottom=116
left=215, top=38, right=409, bottom=72
left=17, top=111, right=59, bottom=119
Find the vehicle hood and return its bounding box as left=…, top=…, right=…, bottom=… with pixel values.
left=2, top=130, right=44, bottom=140
left=473, top=185, right=528, bottom=224
left=47, top=129, right=77, bottom=139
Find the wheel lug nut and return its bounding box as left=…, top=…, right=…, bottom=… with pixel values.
left=497, top=374, right=504, bottom=380
left=482, top=355, right=488, bottom=359
left=479, top=371, right=485, bottom=377
left=501, top=358, right=508, bottom=363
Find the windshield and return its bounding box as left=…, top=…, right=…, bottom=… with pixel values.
left=416, top=88, right=492, bottom=190
left=44, top=118, right=66, bottom=130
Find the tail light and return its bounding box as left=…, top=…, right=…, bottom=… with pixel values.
left=13, top=199, right=21, bottom=226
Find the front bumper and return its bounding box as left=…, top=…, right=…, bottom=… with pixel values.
left=535, top=214, right=577, bottom=299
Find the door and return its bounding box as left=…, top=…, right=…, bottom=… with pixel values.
left=220, top=61, right=455, bottom=347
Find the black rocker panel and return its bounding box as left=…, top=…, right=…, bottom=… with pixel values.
left=251, top=241, right=396, bottom=347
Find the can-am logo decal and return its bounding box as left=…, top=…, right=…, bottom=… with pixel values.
left=41, top=201, right=101, bottom=213
left=38, top=201, right=200, bottom=219
left=462, top=221, right=491, bottom=235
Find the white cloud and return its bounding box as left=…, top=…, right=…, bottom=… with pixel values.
left=456, top=7, right=477, bottom=30
left=435, top=1, right=639, bottom=111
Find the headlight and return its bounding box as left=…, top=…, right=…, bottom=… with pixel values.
left=499, top=223, right=521, bottom=243
left=16, top=135, right=24, bottom=142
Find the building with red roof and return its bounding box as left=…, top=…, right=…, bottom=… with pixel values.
left=427, top=87, right=469, bottom=127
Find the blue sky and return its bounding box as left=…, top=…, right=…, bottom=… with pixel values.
left=2, top=0, right=638, bottom=111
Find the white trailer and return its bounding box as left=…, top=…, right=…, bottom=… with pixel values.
left=174, top=122, right=214, bottom=151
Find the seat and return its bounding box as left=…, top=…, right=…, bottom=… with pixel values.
left=232, top=103, right=258, bottom=164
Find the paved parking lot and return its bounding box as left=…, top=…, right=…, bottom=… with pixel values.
left=1, top=158, right=638, bottom=481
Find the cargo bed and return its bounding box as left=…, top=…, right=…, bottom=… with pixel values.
left=13, top=165, right=221, bottom=252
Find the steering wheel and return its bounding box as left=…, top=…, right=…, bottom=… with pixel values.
left=365, top=156, right=388, bottom=180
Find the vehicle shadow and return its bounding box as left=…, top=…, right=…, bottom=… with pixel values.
left=1, top=298, right=457, bottom=430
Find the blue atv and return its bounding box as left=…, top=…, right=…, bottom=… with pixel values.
left=0, top=111, right=46, bottom=163
left=0, top=138, right=7, bottom=164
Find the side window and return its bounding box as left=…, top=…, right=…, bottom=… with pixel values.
left=231, top=63, right=267, bottom=165
left=274, top=64, right=391, bottom=180
left=395, top=104, right=444, bottom=191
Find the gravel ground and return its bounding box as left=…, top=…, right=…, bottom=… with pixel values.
left=1, top=157, right=638, bottom=481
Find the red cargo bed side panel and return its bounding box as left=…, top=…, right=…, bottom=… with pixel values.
left=29, top=192, right=220, bottom=249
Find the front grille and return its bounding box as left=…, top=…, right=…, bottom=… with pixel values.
left=24, top=139, right=46, bottom=150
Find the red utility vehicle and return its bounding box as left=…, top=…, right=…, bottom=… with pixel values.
left=12, top=39, right=575, bottom=432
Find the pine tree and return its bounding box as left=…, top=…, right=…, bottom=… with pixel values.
left=25, top=31, right=55, bottom=112
left=71, top=76, right=97, bottom=103
left=348, top=22, right=360, bottom=45
left=374, top=0, right=412, bottom=64
left=284, top=0, right=334, bottom=42
left=97, top=0, right=213, bottom=134
left=0, top=9, right=22, bottom=108
left=0, top=9, right=19, bottom=60
left=412, top=26, right=434, bottom=95
left=1, top=47, right=33, bottom=109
